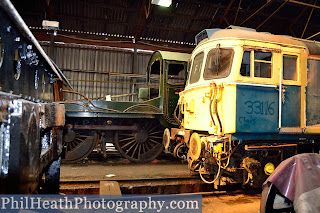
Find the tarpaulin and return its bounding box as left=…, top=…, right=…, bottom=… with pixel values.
left=263, top=153, right=320, bottom=213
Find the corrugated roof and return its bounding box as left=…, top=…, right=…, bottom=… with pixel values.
left=11, top=0, right=320, bottom=50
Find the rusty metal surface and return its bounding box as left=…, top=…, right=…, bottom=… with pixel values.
left=41, top=103, right=65, bottom=129
left=171, top=128, right=192, bottom=144
left=0, top=93, right=65, bottom=193
left=0, top=1, right=65, bottom=194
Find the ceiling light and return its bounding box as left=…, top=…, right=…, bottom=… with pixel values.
left=42, top=20, right=59, bottom=30
left=151, top=0, right=172, bottom=7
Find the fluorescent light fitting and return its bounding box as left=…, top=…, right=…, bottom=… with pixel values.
left=42, top=20, right=59, bottom=30
left=151, top=0, right=172, bottom=7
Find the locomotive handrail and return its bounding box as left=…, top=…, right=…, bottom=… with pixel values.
left=61, top=89, right=121, bottom=113
left=279, top=68, right=283, bottom=129
left=224, top=82, right=278, bottom=88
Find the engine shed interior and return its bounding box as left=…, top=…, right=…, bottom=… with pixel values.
left=1, top=0, right=320, bottom=212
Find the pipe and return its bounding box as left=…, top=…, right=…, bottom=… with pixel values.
left=279, top=68, right=282, bottom=129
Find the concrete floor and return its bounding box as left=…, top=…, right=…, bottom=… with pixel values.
left=60, top=156, right=192, bottom=182
left=61, top=155, right=262, bottom=213
left=203, top=194, right=261, bottom=213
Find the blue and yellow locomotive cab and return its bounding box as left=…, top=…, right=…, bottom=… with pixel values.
left=166, top=27, right=320, bottom=187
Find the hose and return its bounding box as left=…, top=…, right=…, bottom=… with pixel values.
left=243, top=165, right=252, bottom=185
left=244, top=173, right=251, bottom=185
left=209, top=85, right=216, bottom=126
left=199, top=160, right=221, bottom=184
left=214, top=88, right=223, bottom=133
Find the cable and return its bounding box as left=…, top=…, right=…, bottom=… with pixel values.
left=199, top=160, right=221, bottom=184
left=59, top=34, right=133, bottom=44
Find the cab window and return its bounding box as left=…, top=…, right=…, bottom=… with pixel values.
left=254, top=51, right=272, bottom=78
left=203, top=48, right=233, bottom=79
left=167, top=63, right=185, bottom=85
left=189, top=52, right=204, bottom=84
left=149, top=60, right=161, bottom=97
left=240, top=50, right=272, bottom=78
left=283, top=55, right=297, bottom=81
left=240, top=51, right=251, bottom=77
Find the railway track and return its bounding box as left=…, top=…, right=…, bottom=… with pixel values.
left=60, top=177, right=260, bottom=195
left=60, top=177, right=216, bottom=195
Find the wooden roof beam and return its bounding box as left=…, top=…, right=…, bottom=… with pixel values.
left=217, top=0, right=234, bottom=27
left=286, top=0, right=320, bottom=9
left=240, top=0, right=275, bottom=26
left=256, top=0, right=289, bottom=30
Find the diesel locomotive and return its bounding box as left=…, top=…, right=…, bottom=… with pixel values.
left=165, top=27, right=320, bottom=188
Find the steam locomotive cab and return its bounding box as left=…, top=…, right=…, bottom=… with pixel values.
left=168, top=28, right=320, bottom=188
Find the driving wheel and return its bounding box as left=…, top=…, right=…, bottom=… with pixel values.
left=114, top=119, right=164, bottom=163
left=62, top=129, right=98, bottom=163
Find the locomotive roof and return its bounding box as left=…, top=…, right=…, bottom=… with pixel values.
left=206, top=29, right=320, bottom=56
left=153, top=51, right=190, bottom=62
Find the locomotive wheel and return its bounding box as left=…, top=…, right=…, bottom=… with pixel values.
left=187, top=153, right=200, bottom=172
left=163, top=128, right=171, bottom=152
left=114, top=120, right=164, bottom=163
left=62, top=129, right=98, bottom=163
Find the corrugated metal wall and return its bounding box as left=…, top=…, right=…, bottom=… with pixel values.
left=41, top=42, right=152, bottom=101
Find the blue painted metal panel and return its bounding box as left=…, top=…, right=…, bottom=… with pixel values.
left=236, top=85, right=279, bottom=133
left=231, top=133, right=320, bottom=141
left=281, top=85, right=301, bottom=127
left=306, top=59, right=320, bottom=126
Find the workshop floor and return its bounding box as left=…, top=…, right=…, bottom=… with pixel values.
left=60, top=154, right=261, bottom=213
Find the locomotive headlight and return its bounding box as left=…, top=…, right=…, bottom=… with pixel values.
left=264, top=162, right=275, bottom=175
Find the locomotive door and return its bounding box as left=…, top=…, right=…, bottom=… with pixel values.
left=279, top=53, right=302, bottom=132
left=164, top=60, right=187, bottom=124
